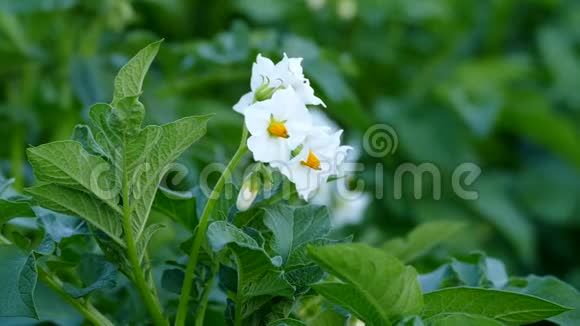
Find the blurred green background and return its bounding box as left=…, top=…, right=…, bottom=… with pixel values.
left=1, top=0, right=579, bottom=294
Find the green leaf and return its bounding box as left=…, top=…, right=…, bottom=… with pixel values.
left=307, top=308, right=348, bottom=326
left=0, top=245, right=38, bottom=319
left=383, top=220, right=466, bottom=263
left=26, top=183, right=124, bottom=246
left=427, top=313, right=503, bottom=326
left=508, top=275, right=580, bottom=325
left=309, top=243, right=423, bottom=324
left=136, top=223, right=165, bottom=263
left=152, top=187, right=197, bottom=230
left=27, top=140, right=118, bottom=206
left=422, top=287, right=571, bottom=324
left=112, top=39, right=162, bottom=106
left=63, top=254, right=117, bottom=298
left=27, top=41, right=211, bottom=267
left=207, top=221, right=294, bottom=300
left=312, top=282, right=391, bottom=326
left=263, top=205, right=331, bottom=264
left=268, top=318, right=306, bottom=326
left=0, top=198, right=35, bottom=225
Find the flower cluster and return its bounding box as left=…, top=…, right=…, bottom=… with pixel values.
left=234, top=54, right=351, bottom=205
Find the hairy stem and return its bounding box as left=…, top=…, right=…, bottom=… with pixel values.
left=122, top=169, right=168, bottom=326
left=175, top=126, right=248, bottom=326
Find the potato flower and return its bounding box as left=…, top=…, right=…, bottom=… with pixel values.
left=233, top=53, right=325, bottom=114
left=272, top=128, right=351, bottom=200
left=245, top=88, right=312, bottom=163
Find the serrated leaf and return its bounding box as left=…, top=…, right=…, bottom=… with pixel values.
left=263, top=204, right=331, bottom=263
left=312, top=282, right=391, bottom=326
left=0, top=245, right=38, bottom=319
left=0, top=198, right=35, bottom=225
left=422, top=287, right=571, bottom=324
left=508, top=275, right=580, bottom=325
left=309, top=243, right=423, bottom=323
left=383, top=220, right=466, bottom=263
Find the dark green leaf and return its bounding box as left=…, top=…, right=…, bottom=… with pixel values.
left=0, top=245, right=38, bottom=318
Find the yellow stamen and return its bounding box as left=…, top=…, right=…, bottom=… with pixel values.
left=268, top=121, right=289, bottom=138
left=300, top=151, right=321, bottom=170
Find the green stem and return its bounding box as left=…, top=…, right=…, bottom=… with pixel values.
left=175, top=126, right=248, bottom=326
left=122, top=174, right=168, bottom=326
left=38, top=268, right=115, bottom=326
left=0, top=236, right=114, bottom=326
left=0, top=233, right=11, bottom=244
left=10, top=127, right=24, bottom=191
left=194, top=263, right=218, bottom=326
left=234, top=253, right=243, bottom=326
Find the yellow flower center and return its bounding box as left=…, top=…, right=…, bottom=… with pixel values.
left=268, top=120, right=289, bottom=138
left=300, top=151, right=321, bottom=170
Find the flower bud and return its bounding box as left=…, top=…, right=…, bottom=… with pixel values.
left=236, top=175, right=259, bottom=212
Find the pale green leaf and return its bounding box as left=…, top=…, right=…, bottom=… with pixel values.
left=27, top=140, right=118, bottom=208
left=112, top=40, right=162, bottom=105
left=26, top=183, right=124, bottom=246
left=383, top=220, right=466, bottom=263
left=508, top=275, right=580, bottom=325
left=422, top=287, right=571, bottom=324
left=309, top=243, right=423, bottom=322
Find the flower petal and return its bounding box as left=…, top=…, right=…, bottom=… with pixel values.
left=233, top=92, right=254, bottom=114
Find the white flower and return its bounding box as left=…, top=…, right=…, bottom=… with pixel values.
left=233, top=54, right=325, bottom=114
left=273, top=128, right=351, bottom=200
left=245, top=88, right=312, bottom=163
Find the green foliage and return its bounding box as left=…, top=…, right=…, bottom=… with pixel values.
left=26, top=40, right=210, bottom=263
left=383, top=220, right=466, bottom=263
left=509, top=275, right=580, bottom=325
left=309, top=243, right=423, bottom=325
left=422, top=287, right=570, bottom=324
left=0, top=245, right=38, bottom=318
left=1, top=2, right=580, bottom=325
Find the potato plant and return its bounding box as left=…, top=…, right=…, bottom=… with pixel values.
left=0, top=41, right=578, bottom=326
